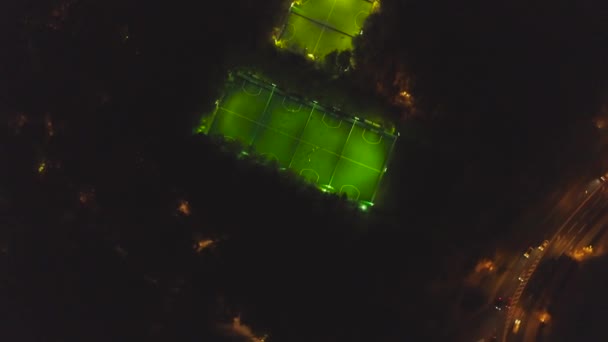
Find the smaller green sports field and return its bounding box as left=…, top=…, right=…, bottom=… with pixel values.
left=198, top=73, right=397, bottom=205
left=278, top=0, right=375, bottom=59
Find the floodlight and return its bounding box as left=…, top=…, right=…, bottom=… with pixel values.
left=358, top=201, right=374, bottom=211
left=319, top=184, right=334, bottom=193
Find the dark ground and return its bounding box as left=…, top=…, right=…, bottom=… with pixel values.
left=2, top=0, right=608, bottom=341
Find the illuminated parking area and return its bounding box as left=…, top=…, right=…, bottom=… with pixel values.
left=275, top=0, right=376, bottom=59
left=197, top=72, right=397, bottom=207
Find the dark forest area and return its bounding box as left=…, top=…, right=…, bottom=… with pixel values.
left=2, top=0, right=608, bottom=341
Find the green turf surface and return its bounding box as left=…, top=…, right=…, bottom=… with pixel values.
left=298, top=109, right=353, bottom=154
left=204, top=74, right=396, bottom=204
left=209, top=108, right=257, bottom=144
left=294, top=0, right=372, bottom=36
left=253, top=128, right=298, bottom=166
left=280, top=14, right=353, bottom=59
left=329, top=158, right=380, bottom=201
left=342, top=125, right=391, bottom=171
left=279, top=0, right=374, bottom=59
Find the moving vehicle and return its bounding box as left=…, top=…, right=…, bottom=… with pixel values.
left=512, top=318, right=521, bottom=333
left=494, top=296, right=511, bottom=311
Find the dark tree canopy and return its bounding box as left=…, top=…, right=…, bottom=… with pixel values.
left=354, top=0, right=608, bottom=245
left=2, top=0, right=608, bottom=341
left=358, top=0, right=608, bottom=120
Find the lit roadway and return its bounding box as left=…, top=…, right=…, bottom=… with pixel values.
left=465, top=248, right=540, bottom=341
left=504, top=179, right=608, bottom=342
left=466, top=177, right=607, bottom=342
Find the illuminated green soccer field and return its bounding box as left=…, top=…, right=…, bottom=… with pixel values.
left=198, top=73, right=397, bottom=206
left=277, top=0, right=375, bottom=59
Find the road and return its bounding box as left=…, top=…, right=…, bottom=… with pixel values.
left=466, top=177, right=607, bottom=342
left=505, top=181, right=608, bottom=342
left=465, top=248, right=541, bottom=341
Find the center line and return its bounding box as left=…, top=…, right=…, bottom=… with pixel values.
left=312, top=0, right=338, bottom=56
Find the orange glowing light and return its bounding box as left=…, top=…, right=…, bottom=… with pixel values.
left=177, top=200, right=191, bottom=216
left=195, top=239, right=214, bottom=253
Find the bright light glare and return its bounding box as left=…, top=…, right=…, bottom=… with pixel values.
left=195, top=239, right=214, bottom=252
left=570, top=245, right=594, bottom=261
left=318, top=184, right=333, bottom=193
left=178, top=200, right=191, bottom=216
left=359, top=201, right=374, bottom=211
left=513, top=319, right=521, bottom=333
left=539, top=312, right=550, bottom=323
